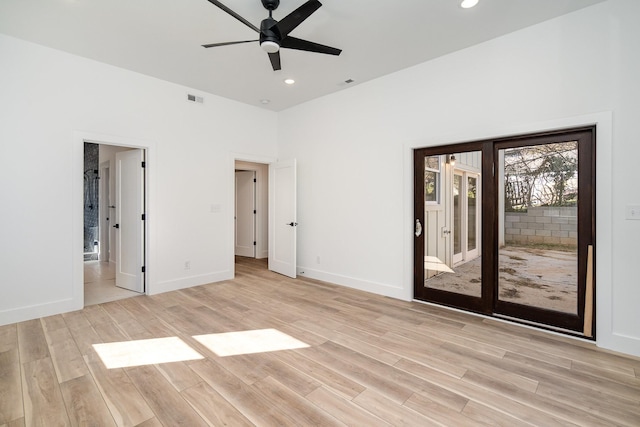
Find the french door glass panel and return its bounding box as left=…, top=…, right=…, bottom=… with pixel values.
left=498, top=141, right=579, bottom=314
left=423, top=151, right=482, bottom=299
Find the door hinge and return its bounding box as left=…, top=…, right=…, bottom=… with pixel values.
left=253, top=178, right=256, bottom=183
left=141, top=214, right=146, bottom=220
left=253, top=210, right=257, bottom=214
left=141, top=266, right=146, bottom=273
left=141, top=161, right=146, bottom=168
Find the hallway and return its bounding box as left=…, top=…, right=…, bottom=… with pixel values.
left=84, top=261, right=140, bottom=306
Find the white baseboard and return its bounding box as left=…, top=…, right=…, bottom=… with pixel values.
left=150, top=270, right=233, bottom=295
left=296, top=266, right=408, bottom=301
left=0, top=297, right=82, bottom=326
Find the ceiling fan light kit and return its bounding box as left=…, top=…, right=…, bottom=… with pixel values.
left=203, top=0, right=342, bottom=71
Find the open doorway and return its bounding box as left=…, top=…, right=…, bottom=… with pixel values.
left=83, top=142, right=146, bottom=305
left=234, top=160, right=269, bottom=272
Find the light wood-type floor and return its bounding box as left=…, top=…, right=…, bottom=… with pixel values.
left=2, top=257, right=639, bottom=426
left=84, top=261, right=141, bottom=306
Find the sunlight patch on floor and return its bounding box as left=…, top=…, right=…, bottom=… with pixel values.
left=193, top=328, right=309, bottom=357
left=93, top=337, right=204, bottom=369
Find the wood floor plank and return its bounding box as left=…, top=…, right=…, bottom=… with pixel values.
left=132, top=418, right=162, bottom=427
left=253, top=375, right=346, bottom=426
left=181, top=382, right=253, bottom=427
left=404, top=392, right=491, bottom=427
left=60, top=374, right=116, bottom=427
left=395, top=358, right=575, bottom=426
left=189, top=357, right=300, bottom=426
left=535, top=379, right=640, bottom=426
left=100, top=301, right=137, bottom=325
left=84, top=305, right=117, bottom=327
left=17, top=319, right=49, bottom=363
left=125, top=365, right=208, bottom=427
left=155, top=361, right=202, bottom=392
left=462, top=370, right=613, bottom=426
left=43, top=327, right=88, bottom=383
left=0, top=417, right=25, bottom=427
left=21, top=357, right=71, bottom=427
left=0, top=349, right=23, bottom=425
left=352, top=388, right=436, bottom=426
left=306, top=386, right=392, bottom=426
left=274, top=350, right=366, bottom=399
left=298, top=342, right=415, bottom=404
left=0, top=324, right=17, bottom=353
left=40, top=315, right=67, bottom=335
left=84, top=351, right=154, bottom=427
left=68, top=325, right=102, bottom=356
left=61, top=310, right=92, bottom=332
left=461, top=401, right=532, bottom=427
left=504, top=350, right=640, bottom=401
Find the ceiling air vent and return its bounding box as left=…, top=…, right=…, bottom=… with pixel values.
left=187, top=94, right=204, bottom=104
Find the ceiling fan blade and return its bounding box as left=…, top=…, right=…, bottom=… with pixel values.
left=280, top=36, right=341, bottom=56
left=274, top=0, right=322, bottom=37
left=206, top=0, right=260, bottom=33
left=202, top=40, right=257, bottom=48
left=268, top=51, right=282, bottom=71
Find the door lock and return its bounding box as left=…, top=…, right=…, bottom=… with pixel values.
left=113, top=224, right=120, bottom=229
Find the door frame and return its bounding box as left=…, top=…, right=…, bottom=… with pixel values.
left=230, top=153, right=277, bottom=274
left=451, top=169, right=481, bottom=266
left=413, top=127, right=596, bottom=336
left=99, top=160, right=110, bottom=262
left=74, top=131, right=151, bottom=309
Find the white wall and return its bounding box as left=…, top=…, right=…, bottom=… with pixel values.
left=0, top=33, right=277, bottom=324
left=278, top=0, right=640, bottom=357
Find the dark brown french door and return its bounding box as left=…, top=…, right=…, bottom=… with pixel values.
left=414, top=127, right=595, bottom=336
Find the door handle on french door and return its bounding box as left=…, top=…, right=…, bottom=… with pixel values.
left=287, top=222, right=298, bottom=227
left=113, top=224, right=120, bottom=229
left=415, top=219, right=422, bottom=237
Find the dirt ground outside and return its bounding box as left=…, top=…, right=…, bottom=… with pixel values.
left=426, top=245, right=578, bottom=313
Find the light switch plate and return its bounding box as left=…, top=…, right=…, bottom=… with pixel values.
left=626, top=205, right=640, bottom=220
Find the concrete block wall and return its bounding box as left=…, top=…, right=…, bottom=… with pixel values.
left=504, top=206, right=577, bottom=246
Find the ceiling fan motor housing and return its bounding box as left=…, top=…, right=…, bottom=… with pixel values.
left=260, top=17, right=281, bottom=52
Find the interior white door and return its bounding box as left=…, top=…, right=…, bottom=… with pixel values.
left=115, top=149, right=144, bottom=292
left=235, top=170, right=256, bottom=257
left=269, top=159, right=297, bottom=278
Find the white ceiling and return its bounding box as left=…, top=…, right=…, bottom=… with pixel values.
left=0, top=0, right=605, bottom=111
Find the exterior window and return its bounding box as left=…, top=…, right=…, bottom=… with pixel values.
left=425, top=155, right=440, bottom=204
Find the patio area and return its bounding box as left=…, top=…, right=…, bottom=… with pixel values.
left=426, top=245, right=578, bottom=313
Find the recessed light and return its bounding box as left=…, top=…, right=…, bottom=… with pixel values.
left=284, top=78, right=295, bottom=85
left=461, top=0, right=479, bottom=8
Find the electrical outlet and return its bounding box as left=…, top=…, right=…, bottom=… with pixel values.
left=627, top=205, right=640, bottom=220
left=184, top=261, right=191, bottom=270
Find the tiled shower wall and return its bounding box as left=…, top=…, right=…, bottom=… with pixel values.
left=84, top=142, right=99, bottom=257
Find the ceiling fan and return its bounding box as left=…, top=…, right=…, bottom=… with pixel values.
left=203, top=0, right=342, bottom=71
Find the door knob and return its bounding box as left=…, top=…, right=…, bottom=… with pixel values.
left=287, top=222, right=298, bottom=227
left=113, top=224, right=120, bottom=229
left=415, top=219, right=422, bottom=237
